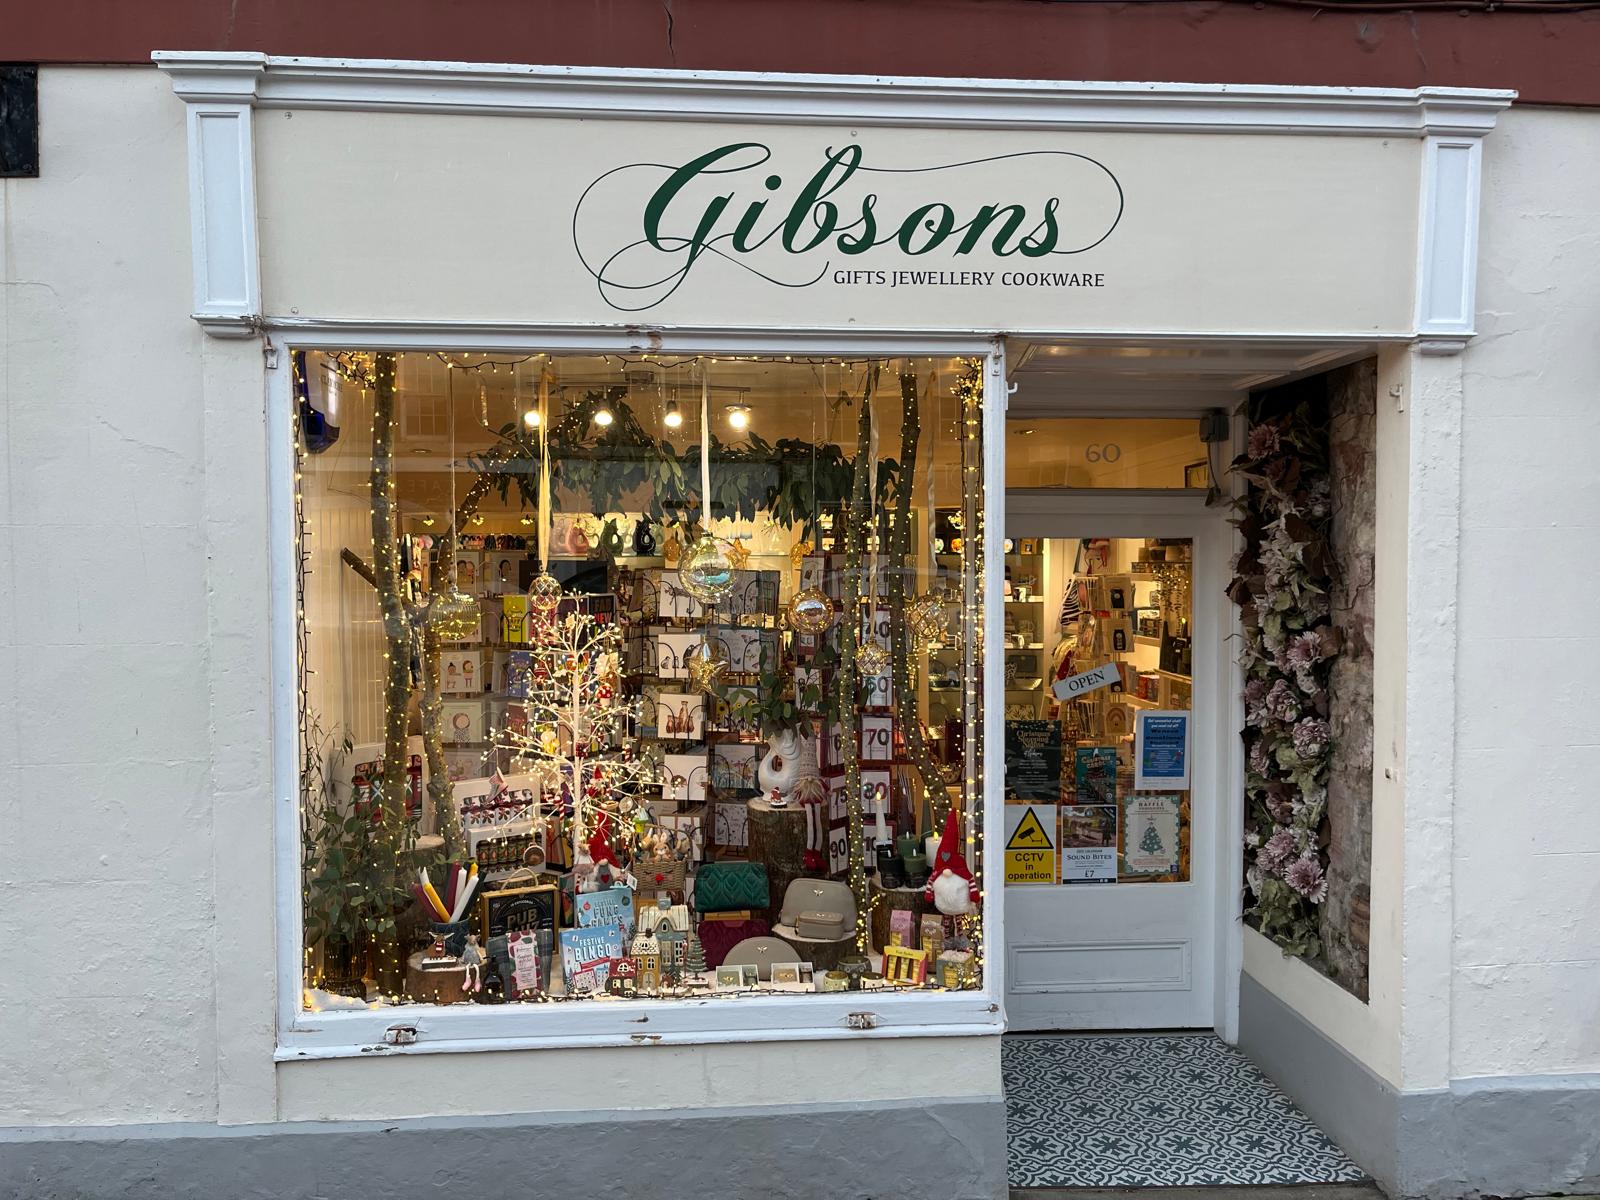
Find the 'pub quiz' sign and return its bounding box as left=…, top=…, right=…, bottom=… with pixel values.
left=573, top=142, right=1124, bottom=311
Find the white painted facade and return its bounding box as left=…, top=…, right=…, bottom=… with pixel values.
left=1, top=58, right=1595, bottom=1196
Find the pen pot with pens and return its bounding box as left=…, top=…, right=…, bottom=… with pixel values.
left=414, top=864, right=481, bottom=961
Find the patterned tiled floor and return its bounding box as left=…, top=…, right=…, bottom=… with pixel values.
left=1005, top=1033, right=1367, bottom=1189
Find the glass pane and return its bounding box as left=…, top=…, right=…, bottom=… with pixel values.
left=1005, top=419, right=1209, bottom=489
left=295, top=350, right=987, bottom=1005
left=1002, top=536, right=1192, bottom=884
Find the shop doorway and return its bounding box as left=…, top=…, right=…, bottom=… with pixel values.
left=1001, top=492, right=1234, bottom=1032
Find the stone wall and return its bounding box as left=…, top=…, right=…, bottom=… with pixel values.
left=1323, top=360, right=1377, bottom=999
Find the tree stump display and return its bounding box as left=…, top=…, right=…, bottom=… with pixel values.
left=869, top=879, right=934, bottom=952
left=405, top=951, right=470, bottom=1005
left=746, top=796, right=811, bottom=923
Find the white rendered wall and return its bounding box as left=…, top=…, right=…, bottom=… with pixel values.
left=1451, top=105, right=1600, bottom=1080
left=0, top=66, right=222, bottom=1126
left=0, top=66, right=1002, bottom=1131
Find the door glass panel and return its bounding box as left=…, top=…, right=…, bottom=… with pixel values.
left=1003, top=536, right=1192, bottom=885
left=1005, top=419, right=1209, bottom=489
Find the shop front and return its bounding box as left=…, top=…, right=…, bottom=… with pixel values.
left=127, top=53, right=1509, bottom=1197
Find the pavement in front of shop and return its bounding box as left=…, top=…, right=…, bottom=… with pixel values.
left=1005, top=1033, right=1368, bottom=1190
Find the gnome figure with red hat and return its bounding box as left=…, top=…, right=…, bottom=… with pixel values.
left=924, top=810, right=980, bottom=916
left=578, top=813, right=635, bottom=894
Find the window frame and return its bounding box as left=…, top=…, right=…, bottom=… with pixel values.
left=271, top=327, right=1008, bottom=1058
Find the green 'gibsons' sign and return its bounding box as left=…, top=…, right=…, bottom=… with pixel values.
left=573, top=142, right=1124, bottom=311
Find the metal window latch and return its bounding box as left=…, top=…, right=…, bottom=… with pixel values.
left=383, top=1024, right=419, bottom=1046
left=846, top=1012, right=878, bottom=1030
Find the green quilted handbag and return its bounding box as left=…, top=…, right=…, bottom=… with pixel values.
left=694, top=861, right=770, bottom=913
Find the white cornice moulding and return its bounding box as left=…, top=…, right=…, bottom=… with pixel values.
left=153, top=53, right=1513, bottom=349
left=153, top=53, right=1513, bottom=137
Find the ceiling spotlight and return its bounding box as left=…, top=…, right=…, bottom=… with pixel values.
left=523, top=408, right=541, bottom=429
left=520, top=515, right=534, bottom=526
left=410, top=446, right=432, bottom=456
left=663, top=401, right=683, bottom=429
left=592, top=407, right=615, bottom=428
left=725, top=404, right=751, bottom=432
left=421, top=515, right=436, bottom=527
left=471, top=514, right=486, bottom=526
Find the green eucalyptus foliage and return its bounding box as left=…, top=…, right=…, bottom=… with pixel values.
left=470, top=388, right=899, bottom=545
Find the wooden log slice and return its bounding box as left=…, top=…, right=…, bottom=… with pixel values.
left=406, top=951, right=471, bottom=1005
left=746, top=795, right=814, bottom=923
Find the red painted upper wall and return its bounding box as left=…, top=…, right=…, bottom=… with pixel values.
left=12, top=0, right=1600, bottom=107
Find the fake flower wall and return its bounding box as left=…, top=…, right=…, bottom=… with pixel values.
left=1230, top=363, right=1375, bottom=996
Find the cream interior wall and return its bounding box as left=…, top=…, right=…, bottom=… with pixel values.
left=1452, top=105, right=1600, bottom=1079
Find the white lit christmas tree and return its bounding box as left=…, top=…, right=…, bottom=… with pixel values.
left=498, top=594, right=656, bottom=870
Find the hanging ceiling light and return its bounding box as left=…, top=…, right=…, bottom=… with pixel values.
left=523, top=408, right=541, bottom=429
left=592, top=407, right=614, bottom=428
left=663, top=400, right=683, bottom=429
left=725, top=404, right=751, bottom=432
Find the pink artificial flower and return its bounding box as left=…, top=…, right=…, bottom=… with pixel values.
left=1247, top=424, right=1283, bottom=460
left=1285, top=855, right=1328, bottom=903
left=1257, top=829, right=1298, bottom=873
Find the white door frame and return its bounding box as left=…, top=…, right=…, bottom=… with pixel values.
left=1005, top=489, right=1245, bottom=1040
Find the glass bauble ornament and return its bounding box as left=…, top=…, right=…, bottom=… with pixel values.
left=527, top=571, right=564, bottom=616
left=786, top=586, right=837, bottom=634
left=858, top=639, right=892, bottom=673
left=684, top=638, right=730, bottom=692
left=906, top=591, right=948, bottom=645
left=678, top=534, right=735, bottom=603
left=429, top=588, right=480, bottom=640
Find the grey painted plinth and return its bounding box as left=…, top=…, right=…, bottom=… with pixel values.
left=1240, top=973, right=1600, bottom=1199
left=0, top=1095, right=1008, bottom=1200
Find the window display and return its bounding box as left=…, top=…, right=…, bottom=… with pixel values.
left=296, top=350, right=987, bottom=1006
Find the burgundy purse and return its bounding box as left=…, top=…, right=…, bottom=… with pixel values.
left=697, top=918, right=771, bottom=969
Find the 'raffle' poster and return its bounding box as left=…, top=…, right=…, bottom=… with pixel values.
left=1121, top=793, right=1181, bottom=877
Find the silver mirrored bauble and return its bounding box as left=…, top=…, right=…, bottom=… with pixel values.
left=678, top=534, right=736, bottom=603
left=786, top=586, right=837, bottom=634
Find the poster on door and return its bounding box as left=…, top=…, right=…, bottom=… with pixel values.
left=1120, top=793, right=1181, bottom=876
left=1060, top=805, right=1118, bottom=884
left=1003, top=804, right=1057, bottom=885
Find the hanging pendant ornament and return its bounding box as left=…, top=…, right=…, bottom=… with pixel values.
left=678, top=369, right=736, bottom=604
left=786, top=585, right=837, bottom=634
left=433, top=362, right=481, bottom=641
left=906, top=590, right=947, bottom=646
left=856, top=392, right=892, bottom=675
left=684, top=637, right=730, bottom=692
left=526, top=368, right=563, bottom=619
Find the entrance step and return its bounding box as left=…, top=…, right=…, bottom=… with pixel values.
left=1005, top=1033, right=1368, bottom=1190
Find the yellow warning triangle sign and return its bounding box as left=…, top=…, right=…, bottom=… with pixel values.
left=1005, top=807, right=1054, bottom=851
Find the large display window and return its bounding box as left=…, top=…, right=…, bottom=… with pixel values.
left=295, top=349, right=989, bottom=1013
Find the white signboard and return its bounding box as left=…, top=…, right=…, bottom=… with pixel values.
left=1052, top=661, right=1123, bottom=702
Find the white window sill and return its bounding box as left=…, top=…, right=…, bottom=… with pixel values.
left=277, top=987, right=1003, bottom=1060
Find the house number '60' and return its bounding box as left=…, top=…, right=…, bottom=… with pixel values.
left=1085, top=443, right=1122, bottom=463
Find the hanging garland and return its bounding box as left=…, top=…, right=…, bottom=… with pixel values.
left=1228, top=399, right=1343, bottom=959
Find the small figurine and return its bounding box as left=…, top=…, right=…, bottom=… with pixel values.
left=924, top=810, right=980, bottom=916
left=460, top=934, right=485, bottom=993
left=767, top=785, right=788, bottom=809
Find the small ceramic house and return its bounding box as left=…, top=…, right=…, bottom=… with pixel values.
left=630, top=928, right=661, bottom=992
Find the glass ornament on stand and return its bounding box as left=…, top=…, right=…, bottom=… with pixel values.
left=786, top=586, right=837, bottom=634
left=678, top=532, right=735, bottom=604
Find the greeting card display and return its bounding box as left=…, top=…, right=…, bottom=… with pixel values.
left=653, top=630, right=699, bottom=680
left=441, top=700, right=485, bottom=744
left=441, top=650, right=482, bottom=696
left=655, top=692, right=705, bottom=741
left=712, top=797, right=750, bottom=849
left=712, top=741, right=762, bottom=793
left=860, top=715, right=894, bottom=763
left=660, top=752, right=709, bottom=803
left=712, top=686, right=762, bottom=737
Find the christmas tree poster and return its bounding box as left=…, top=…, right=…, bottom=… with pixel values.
left=1120, top=793, right=1181, bottom=876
